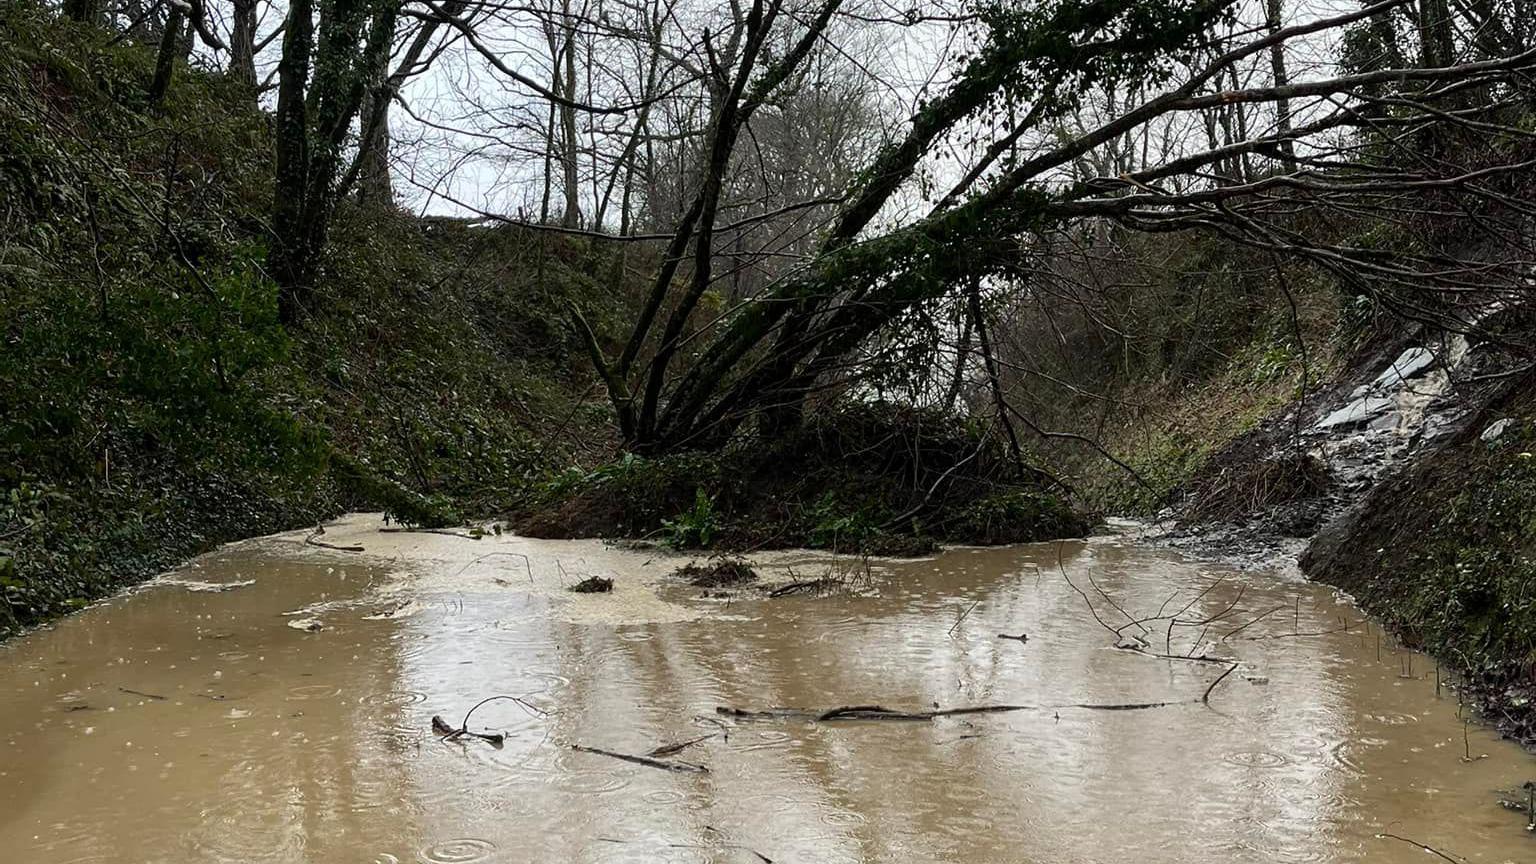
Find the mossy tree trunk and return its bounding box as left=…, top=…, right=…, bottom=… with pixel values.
left=269, top=0, right=400, bottom=323
left=146, top=6, right=187, bottom=108
left=229, top=0, right=259, bottom=89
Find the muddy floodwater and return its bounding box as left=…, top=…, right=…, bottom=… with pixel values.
left=2, top=515, right=1532, bottom=863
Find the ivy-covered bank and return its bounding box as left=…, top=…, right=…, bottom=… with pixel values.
left=0, top=8, right=629, bottom=635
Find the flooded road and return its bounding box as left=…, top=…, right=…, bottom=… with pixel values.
left=1, top=515, right=1530, bottom=863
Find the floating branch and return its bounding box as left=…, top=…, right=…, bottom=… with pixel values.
left=717, top=700, right=1186, bottom=722
left=117, top=687, right=167, bottom=701
left=431, top=694, right=546, bottom=747
left=379, top=527, right=483, bottom=540
left=768, top=577, right=840, bottom=597
left=570, top=743, right=708, bottom=773
left=305, top=526, right=364, bottom=553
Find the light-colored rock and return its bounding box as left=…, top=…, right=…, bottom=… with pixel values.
left=1367, top=411, right=1401, bottom=433
left=1317, top=395, right=1395, bottom=429
left=1370, top=347, right=1436, bottom=390
left=1481, top=418, right=1514, bottom=443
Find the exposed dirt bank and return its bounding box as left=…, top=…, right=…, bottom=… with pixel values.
left=1146, top=317, right=1536, bottom=744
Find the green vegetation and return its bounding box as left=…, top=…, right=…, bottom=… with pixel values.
left=1306, top=407, right=1536, bottom=716
left=0, top=8, right=631, bottom=635
left=517, top=403, right=1088, bottom=555
left=1021, top=231, right=1347, bottom=517
left=0, top=8, right=1089, bottom=636
left=661, top=489, right=721, bottom=550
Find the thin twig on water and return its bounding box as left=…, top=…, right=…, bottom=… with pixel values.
left=647, top=733, right=719, bottom=758
left=570, top=743, right=708, bottom=773
left=1374, top=832, right=1464, bottom=863
left=948, top=600, right=980, bottom=636
left=450, top=551, right=535, bottom=583
left=1202, top=662, right=1240, bottom=704
left=1056, top=540, right=1118, bottom=637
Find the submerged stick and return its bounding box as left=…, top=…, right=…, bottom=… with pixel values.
left=432, top=715, right=505, bottom=747
left=647, top=733, right=719, bottom=758
left=817, top=705, right=934, bottom=721
left=117, top=687, right=167, bottom=701
left=570, top=743, right=708, bottom=773
left=1202, top=662, right=1240, bottom=704
left=717, top=700, right=1185, bottom=723
left=305, top=526, right=364, bottom=553
left=948, top=600, right=980, bottom=636
left=1374, top=833, right=1463, bottom=864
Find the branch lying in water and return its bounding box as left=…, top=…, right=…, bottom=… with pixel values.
left=431, top=694, right=548, bottom=747
left=305, top=525, right=364, bottom=553
left=1202, top=662, right=1240, bottom=704
left=1374, top=832, right=1463, bottom=864
left=570, top=743, right=709, bottom=773
left=716, top=700, right=1187, bottom=722
left=379, top=527, right=483, bottom=540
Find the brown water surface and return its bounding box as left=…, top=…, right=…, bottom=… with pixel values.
left=0, top=515, right=1530, bottom=863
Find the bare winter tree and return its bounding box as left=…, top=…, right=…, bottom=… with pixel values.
left=568, top=0, right=1536, bottom=453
